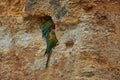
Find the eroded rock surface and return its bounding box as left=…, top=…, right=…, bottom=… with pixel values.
left=0, top=0, right=120, bottom=80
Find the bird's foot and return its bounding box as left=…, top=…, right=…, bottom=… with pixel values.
left=44, top=51, right=47, bottom=56
left=56, top=42, right=59, bottom=46
left=44, top=51, right=49, bottom=57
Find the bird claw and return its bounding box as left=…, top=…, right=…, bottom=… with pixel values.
left=44, top=51, right=48, bottom=57
left=56, top=42, right=59, bottom=46
left=44, top=51, right=46, bottom=55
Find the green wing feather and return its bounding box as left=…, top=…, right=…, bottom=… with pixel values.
left=45, top=32, right=58, bottom=55
left=45, top=31, right=58, bottom=68
left=41, top=20, right=53, bottom=35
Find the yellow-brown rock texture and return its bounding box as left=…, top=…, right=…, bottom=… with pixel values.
left=0, top=0, right=120, bottom=80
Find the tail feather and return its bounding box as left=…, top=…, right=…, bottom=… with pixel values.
left=45, top=55, right=50, bottom=68
left=45, top=51, right=52, bottom=68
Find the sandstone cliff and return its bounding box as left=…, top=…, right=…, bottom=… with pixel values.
left=0, top=0, right=120, bottom=80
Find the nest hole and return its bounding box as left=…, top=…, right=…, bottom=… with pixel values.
left=65, top=40, right=74, bottom=48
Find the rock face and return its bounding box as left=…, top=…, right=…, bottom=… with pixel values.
left=0, top=0, right=120, bottom=80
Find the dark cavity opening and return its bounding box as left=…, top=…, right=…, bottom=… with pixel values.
left=65, top=40, right=74, bottom=48
left=39, top=16, right=53, bottom=28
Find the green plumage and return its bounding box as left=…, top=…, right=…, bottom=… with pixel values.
left=45, top=31, right=58, bottom=68
left=41, top=20, right=53, bottom=45
left=45, top=31, right=58, bottom=54
left=41, top=20, right=52, bottom=33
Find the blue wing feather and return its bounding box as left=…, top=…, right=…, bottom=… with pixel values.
left=42, top=25, right=51, bottom=37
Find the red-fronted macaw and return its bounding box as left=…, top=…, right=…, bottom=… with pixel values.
left=40, top=17, right=58, bottom=68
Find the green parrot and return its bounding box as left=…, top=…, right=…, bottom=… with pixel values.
left=45, top=29, right=58, bottom=68
left=40, top=16, right=58, bottom=68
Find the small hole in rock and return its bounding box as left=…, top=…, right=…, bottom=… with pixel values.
left=83, top=5, right=94, bottom=12
left=65, top=40, right=74, bottom=48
